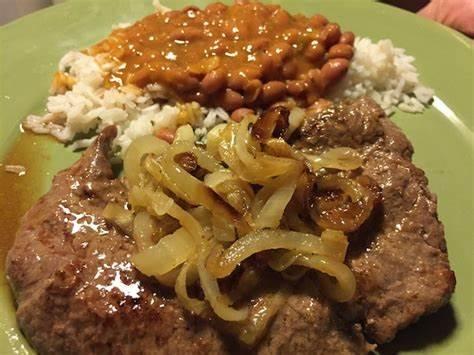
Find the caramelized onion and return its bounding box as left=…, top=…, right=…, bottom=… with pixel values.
left=123, top=104, right=364, bottom=325
left=192, top=146, right=222, bottom=172
left=252, top=165, right=303, bottom=229
left=174, top=124, right=196, bottom=145
left=156, top=265, right=181, bottom=288
left=103, top=202, right=134, bottom=235
left=218, top=139, right=297, bottom=184
left=265, top=229, right=347, bottom=271
left=283, top=202, right=314, bottom=234
left=129, top=186, right=204, bottom=242
left=294, top=255, right=356, bottom=302
left=198, top=245, right=248, bottom=321
left=309, top=174, right=374, bottom=232
left=205, top=170, right=255, bottom=216
left=133, top=211, right=156, bottom=251
left=131, top=228, right=196, bottom=276
left=229, top=267, right=261, bottom=303
left=206, top=230, right=338, bottom=278
left=175, top=262, right=207, bottom=314
left=144, top=152, right=239, bottom=224
left=206, top=123, right=228, bottom=158
left=235, top=115, right=260, bottom=170
left=286, top=106, right=306, bottom=139
left=237, top=288, right=289, bottom=345
left=267, top=250, right=300, bottom=272
left=254, top=182, right=297, bottom=229
left=215, top=117, right=297, bottom=184
left=281, top=266, right=308, bottom=281
left=304, top=147, right=363, bottom=171
left=174, top=151, right=198, bottom=173
left=124, top=135, right=169, bottom=186
left=320, top=229, right=349, bottom=262
left=251, top=106, right=289, bottom=141
left=212, top=214, right=236, bottom=242
left=263, top=138, right=303, bottom=160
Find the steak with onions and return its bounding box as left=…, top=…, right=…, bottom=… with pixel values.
left=298, top=97, right=455, bottom=343
left=5, top=126, right=369, bottom=354
left=6, top=97, right=455, bottom=354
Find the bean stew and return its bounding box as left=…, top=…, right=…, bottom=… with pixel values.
left=90, top=1, right=354, bottom=111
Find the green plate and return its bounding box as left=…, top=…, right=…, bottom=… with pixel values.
left=0, top=0, right=472, bottom=353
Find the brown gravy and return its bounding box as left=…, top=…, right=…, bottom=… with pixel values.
left=0, top=133, right=52, bottom=272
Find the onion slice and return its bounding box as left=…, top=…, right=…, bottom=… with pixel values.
left=303, top=147, right=363, bottom=172
left=204, top=170, right=255, bottom=216
left=252, top=165, right=303, bottom=229
left=145, top=151, right=239, bottom=224
left=174, top=124, right=195, bottom=146
left=103, top=202, right=134, bottom=235
left=267, top=250, right=300, bottom=272
left=124, top=135, right=169, bottom=186
left=155, top=266, right=181, bottom=288
left=175, top=262, right=207, bottom=315
left=206, top=123, right=228, bottom=158
left=212, top=214, right=236, bottom=242
left=237, top=287, right=289, bottom=345
left=206, top=230, right=336, bottom=278
left=131, top=228, right=196, bottom=276
left=294, top=255, right=356, bottom=302
left=198, top=245, right=248, bottom=321
left=129, top=186, right=204, bottom=242
left=133, top=211, right=156, bottom=251
left=309, top=174, right=374, bottom=232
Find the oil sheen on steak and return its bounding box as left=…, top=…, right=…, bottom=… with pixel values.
left=6, top=97, right=455, bottom=354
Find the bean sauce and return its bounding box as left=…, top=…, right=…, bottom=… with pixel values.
left=90, top=1, right=354, bottom=109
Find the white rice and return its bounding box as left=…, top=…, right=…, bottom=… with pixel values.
left=24, top=51, right=229, bottom=154
left=4, top=165, right=27, bottom=176
left=152, top=0, right=171, bottom=13
left=24, top=34, right=433, bottom=154
left=331, top=37, right=434, bottom=115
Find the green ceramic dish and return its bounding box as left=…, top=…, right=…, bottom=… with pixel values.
left=0, top=0, right=472, bottom=353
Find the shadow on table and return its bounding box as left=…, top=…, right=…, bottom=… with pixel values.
left=378, top=303, right=457, bottom=355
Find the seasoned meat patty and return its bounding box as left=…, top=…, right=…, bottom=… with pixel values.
left=6, top=97, right=455, bottom=354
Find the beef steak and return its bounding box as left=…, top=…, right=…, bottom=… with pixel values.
left=299, top=97, right=455, bottom=343
left=6, top=97, right=455, bottom=354
left=5, top=126, right=369, bottom=354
